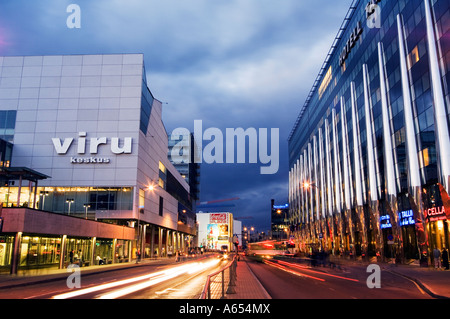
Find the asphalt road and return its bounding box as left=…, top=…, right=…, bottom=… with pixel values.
left=246, top=257, right=433, bottom=299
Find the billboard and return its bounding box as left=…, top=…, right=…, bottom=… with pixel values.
left=197, top=213, right=233, bottom=250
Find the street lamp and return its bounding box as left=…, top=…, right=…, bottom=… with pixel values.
left=66, top=198, right=74, bottom=215
left=136, top=181, right=158, bottom=263
left=83, top=203, right=90, bottom=219
left=302, top=181, right=318, bottom=190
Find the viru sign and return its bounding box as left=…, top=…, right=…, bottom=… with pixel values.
left=52, top=132, right=133, bottom=164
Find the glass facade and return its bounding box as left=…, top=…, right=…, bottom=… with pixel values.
left=288, top=0, right=450, bottom=264
left=0, top=186, right=133, bottom=217
left=0, top=234, right=131, bottom=273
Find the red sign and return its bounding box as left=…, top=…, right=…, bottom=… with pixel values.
left=425, top=206, right=446, bottom=221
left=209, top=213, right=228, bottom=224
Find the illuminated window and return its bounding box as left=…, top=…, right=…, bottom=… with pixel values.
left=158, top=161, right=167, bottom=189
left=407, top=46, right=420, bottom=69
left=158, top=161, right=166, bottom=174
left=318, top=66, right=333, bottom=100
left=422, top=148, right=430, bottom=167
left=139, top=189, right=145, bottom=214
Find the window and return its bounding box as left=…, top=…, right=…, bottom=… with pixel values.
left=139, top=188, right=145, bottom=214
left=159, top=196, right=163, bottom=216
left=159, top=161, right=167, bottom=189
left=407, top=46, right=420, bottom=70
left=0, top=110, right=17, bottom=142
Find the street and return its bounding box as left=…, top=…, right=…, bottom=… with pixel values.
left=246, top=257, right=432, bottom=299
left=0, top=255, right=227, bottom=299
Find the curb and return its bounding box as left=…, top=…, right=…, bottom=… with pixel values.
left=387, top=269, right=450, bottom=299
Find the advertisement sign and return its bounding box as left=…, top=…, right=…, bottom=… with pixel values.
left=398, top=210, right=415, bottom=227
left=209, top=213, right=228, bottom=224
left=425, top=206, right=446, bottom=222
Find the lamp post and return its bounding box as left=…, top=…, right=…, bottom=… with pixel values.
left=136, top=182, right=157, bottom=263
left=66, top=198, right=74, bottom=215
left=83, top=203, right=90, bottom=219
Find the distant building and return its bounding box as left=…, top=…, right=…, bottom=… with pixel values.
left=168, top=131, right=201, bottom=206
left=271, top=199, right=289, bottom=240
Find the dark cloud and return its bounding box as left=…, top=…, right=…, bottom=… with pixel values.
left=0, top=0, right=353, bottom=232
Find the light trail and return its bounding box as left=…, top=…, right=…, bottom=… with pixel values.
left=98, top=259, right=221, bottom=299
left=275, top=259, right=359, bottom=282
left=263, top=259, right=325, bottom=282
left=52, top=258, right=221, bottom=299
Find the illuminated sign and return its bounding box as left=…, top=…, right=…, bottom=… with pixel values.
left=398, top=210, right=415, bottom=227
left=209, top=213, right=229, bottom=224
left=52, top=132, right=133, bottom=164
left=380, top=215, right=392, bottom=229
left=425, top=206, right=446, bottom=222
left=273, top=204, right=289, bottom=209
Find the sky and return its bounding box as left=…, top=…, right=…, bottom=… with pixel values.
left=0, top=0, right=352, bottom=233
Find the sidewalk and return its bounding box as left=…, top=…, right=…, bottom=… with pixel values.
left=225, top=258, right=271, bottom=299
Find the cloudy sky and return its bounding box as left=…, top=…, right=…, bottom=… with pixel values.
left=0, top=0, right=352, bottom=232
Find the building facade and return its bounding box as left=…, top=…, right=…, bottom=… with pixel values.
left=168, top=131, right=201, bottom=205
left=271, top=199, right=289, bottom=240
left=288, top=0, right=450, bottom=264
left=0, top=54, right=196, bottom=273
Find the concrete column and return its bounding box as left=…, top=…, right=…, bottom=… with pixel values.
left=60, top=235, right=67, bottom=269
left=158, top=227, right=162, bottom=257
left=112, top=238, right=117, bottom=264
left=424, top=0, right=450, bottom=194
left=150, top=225, right=155, bottom=258
left=10, top=232, right=22, bottom=275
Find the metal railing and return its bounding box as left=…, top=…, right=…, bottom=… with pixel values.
left=200, top=254, right=238, bottom=299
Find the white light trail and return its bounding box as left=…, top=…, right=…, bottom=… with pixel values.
left=52, top=259, right=221, bottom=299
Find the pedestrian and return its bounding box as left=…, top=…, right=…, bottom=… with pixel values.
left=69, top=249, right=74, bottom=264
left=433, top=247, right=441, bottom=269
left=175, top=250, right=179, bottom=262
left=442, top=248, right=449, bottom=270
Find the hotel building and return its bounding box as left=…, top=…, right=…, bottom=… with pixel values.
left=0, top=54, right=196, bottom=273
left=288, top=0, right=450, bottom=264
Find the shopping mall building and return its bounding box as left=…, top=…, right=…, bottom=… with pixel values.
left=288, top=0, right=450, bottom=264
left=0, top=54, right=196, bottom=273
